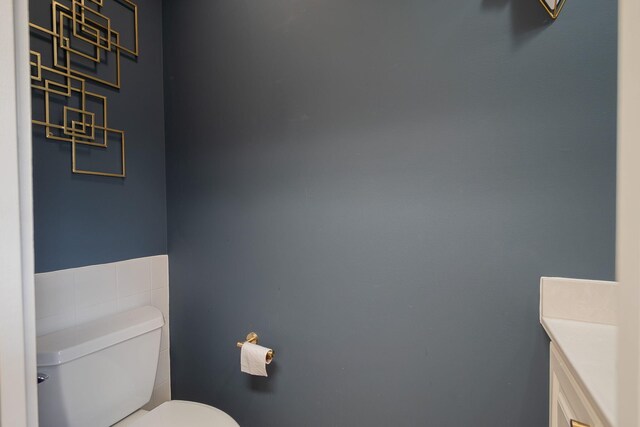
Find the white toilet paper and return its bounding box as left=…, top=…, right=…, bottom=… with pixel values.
left=240, top=342, right=272, bottom=377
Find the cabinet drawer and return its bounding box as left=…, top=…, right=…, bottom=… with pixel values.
left=549, top=343, right=606, bottom=427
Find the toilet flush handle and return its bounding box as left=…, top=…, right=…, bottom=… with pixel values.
left=37, top=373, right=49, bottom=384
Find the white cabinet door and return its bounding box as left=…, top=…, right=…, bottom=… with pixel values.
left=551, top=381, right=574, bottom=427
left=549, top=343, right=604, bottom=427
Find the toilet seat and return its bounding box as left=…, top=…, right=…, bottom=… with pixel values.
left=132, top=400, right=239, bottom=427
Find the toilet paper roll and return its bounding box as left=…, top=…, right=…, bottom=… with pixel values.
left=240, top=342, right=272, bottom=377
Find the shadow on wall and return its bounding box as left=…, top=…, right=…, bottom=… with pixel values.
left=246, top=363, right=279, bottom=394
left=481, top=0, right=553, bottom=47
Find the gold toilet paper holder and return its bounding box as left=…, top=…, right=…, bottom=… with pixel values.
left=236, top=332, right=275, bottom=363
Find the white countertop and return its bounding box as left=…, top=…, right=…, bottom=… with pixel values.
left=540, top=277, right=618, bottom=427
left=541, top=317, right=617, bottom=427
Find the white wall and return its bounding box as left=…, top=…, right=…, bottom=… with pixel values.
left=35, top=255, right=172, bottom=410
left=617, top=0, right=640, bottom=424
left=0, top=0, right=36, bottom=425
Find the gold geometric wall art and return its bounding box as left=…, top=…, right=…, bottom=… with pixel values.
left=539, top=0, right=567, bottom=19
left=30, top=0, right=139, bottom=178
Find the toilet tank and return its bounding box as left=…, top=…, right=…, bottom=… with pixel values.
left=37, top=306, right=164, bottom=427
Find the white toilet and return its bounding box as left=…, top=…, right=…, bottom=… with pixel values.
left=36, top=306, right=239, bottom=427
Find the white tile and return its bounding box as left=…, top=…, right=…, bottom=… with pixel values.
left=155, top=349, right=170, bottom=386
left=151, top=256, right=168, bottom=290
left=75, top=264, right=117, bottom=309
left=117, top=258, right=152, bottom=297
left=118, top=291, right=152, bottom=312
left=76, top=299, right=118, bottom=325
left=157, top=381, right=171, bottom=402
left=36, top=311, right=76, bottom=336
left=151, top=288, right=169, bottom=320
left=35, top=270, right=75, bottom=319
left=35, top=256, right=170, bottom=339
left=160, top=325, right=170, bottom=351
left=143, top=381, right=171, bottom=411
left=142, top=397, right=158, bottom=412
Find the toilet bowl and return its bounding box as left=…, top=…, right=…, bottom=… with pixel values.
left=36, top=306, right=239, bottom=427
left=125, top=401, right=239, bottom=427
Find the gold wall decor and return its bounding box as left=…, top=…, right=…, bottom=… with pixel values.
left=30, top=0, right=139, bottom=178
left=539, top=0, right=567, bottom=19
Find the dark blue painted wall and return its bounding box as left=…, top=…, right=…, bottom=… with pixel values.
left=163, top=1, right=616, bottom=426
left=30, top=0, right=167, bottom=273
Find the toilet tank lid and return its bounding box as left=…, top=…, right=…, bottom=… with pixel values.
left=37, top=306, right=164, bottom=367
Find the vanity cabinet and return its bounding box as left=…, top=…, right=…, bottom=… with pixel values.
left=541, top=277, right=616, bottom=427
left=550, top=343, right=606, bottom=427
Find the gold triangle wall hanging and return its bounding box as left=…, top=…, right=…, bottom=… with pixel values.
left=539, top=0, right=567, bottom=19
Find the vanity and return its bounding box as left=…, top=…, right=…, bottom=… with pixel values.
left=540, top=277, right=617, bottom=427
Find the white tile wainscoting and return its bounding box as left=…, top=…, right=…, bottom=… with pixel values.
left=35, top=255, right=171, bottom=410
